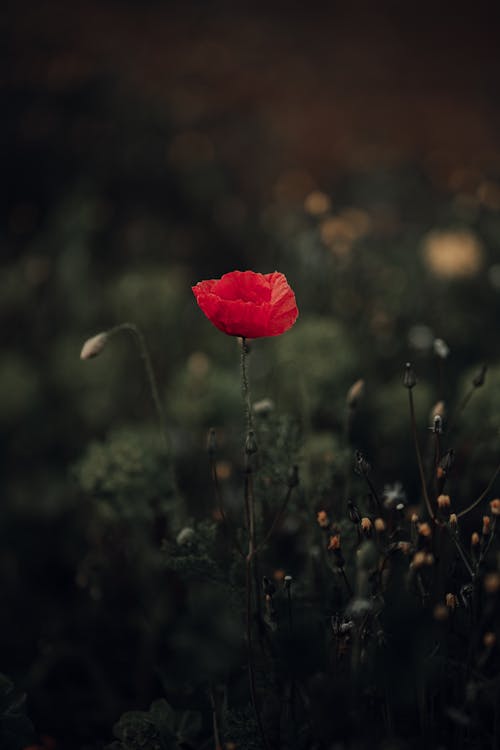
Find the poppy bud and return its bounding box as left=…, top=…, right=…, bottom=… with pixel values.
left=433, top=338, right=450, bottom=359
left=403, top=362, right=417, bottom=388
left=346, top=378, right=365, bottom=408
left=446, top=593, right=458, bottom=609
left=374, top=518, right=386, bottom=533
left=80, top=332, right=109, bottom=360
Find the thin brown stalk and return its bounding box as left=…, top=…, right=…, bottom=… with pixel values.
left=257, top=485, right=294, bottom=553
left=457, top=460, right=500, bottom=519
left=408, top=388, right=436, bottom=523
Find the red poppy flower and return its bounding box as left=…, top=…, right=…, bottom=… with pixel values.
left=192, top=270, right=298, bottom=338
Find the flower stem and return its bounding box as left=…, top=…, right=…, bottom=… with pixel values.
left=457, top=459, right=500, bottom=519
left=240, top=338, right=253, bottom=433
left=408, top=388, right=436, bottom=523
left=109, top=322, right=171, bottom=455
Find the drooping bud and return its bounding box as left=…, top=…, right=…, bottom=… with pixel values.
left=80, top=332, right=109, bottom=360
left=346, top=379, right=365, bottom=409
left=433, top=338, right=450, bottom=359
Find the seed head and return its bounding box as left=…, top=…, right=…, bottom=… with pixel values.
left=360, top=517, right=372, bottom=533
left=346, top=378, right=365, bottom=408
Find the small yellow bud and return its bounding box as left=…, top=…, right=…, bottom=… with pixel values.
left=490, top=498, right=500, bottom=516
left=316, top=510, right=330, bottom=528
left=360, top=517, right=372, bottom=532
left=484, top=572, right=500, bottom=594
left=346, top=379, right=365, bottom=408
left=433, top=603, right=448, bottom=621
left=445, top=593, right=458, bottom=609
left=483, top=632, right=496, bottom=648
left=374, top=517, right=386, bottom=532
left=80, top=332, right=109, bottom=360
left=437, top=494, right=451, bottom=509
left=328, top=534, right=341, bottom=551
left=418, top=522, right=432, bottom=538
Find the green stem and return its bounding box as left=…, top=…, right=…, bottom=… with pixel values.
left=110, top=322, right=170, bottom=455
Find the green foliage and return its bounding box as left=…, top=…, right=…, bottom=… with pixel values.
left=0, top=674, right=36, bottom=750
left=106, top=699, right=201, bottom=750
left=75, top=427, right=177, bottom=524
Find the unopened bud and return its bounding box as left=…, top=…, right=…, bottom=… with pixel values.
left=418, top=522, right=432, bottom=539
left=360, top=517, right=372, bottom=533
left=80, top=332, right=108, bottom=360
left=490, top=498, right=500, bottom=516
left=403, top=362, right=417, bottom=389
left=437, top=494, right=451, bottom=510
left=483, top=632, right=496, bottom=648
left=471, top=532, right=480, bottom=547
left=284, top=574, right=293, bottom=589
left=433, top=603, right=448, bottom=621
left=430, top=400, right=446, bottom=421
left=449, top=513, right=458, bottom=529
left=374, top=517, right=386, bottom=533
left=445, top=593, right=458, bottom=609
left=482, top=516, right=491, bottom=535
left=316, top=510, right=330, bottom=528
left=346, top=379, right=365, bottom=408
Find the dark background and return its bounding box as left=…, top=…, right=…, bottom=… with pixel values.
left=2, top=1, right=500, bottom=746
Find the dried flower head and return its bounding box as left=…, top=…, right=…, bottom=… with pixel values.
left=418, top=522, right=432, bottom=538
left=482, top=516, right=491, bottom=535
left=471, top=532, right=480, bottom=546
left=317, top=510, right=330, bottom=528
left=449, top=513, right=458, bottom=529
left=80, top=332, right=109, bottom=360
left=374, top=518, right=386, bottom=533
left=328, top=534, right=341, bottom=551
left=360, top=517, right=372, bottom=533
left=403, top=362, right=417, bottom=389
left=437, top=494, right=451, bottom=509
left=445, top=593, right=458, bottom=609
left=490, top=498, right=500, bottom=516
